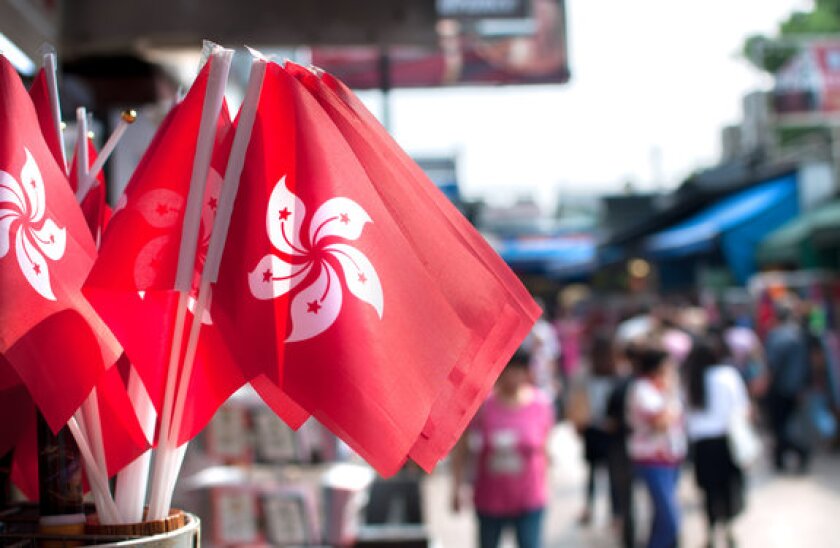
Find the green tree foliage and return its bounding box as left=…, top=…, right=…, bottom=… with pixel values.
left=744, top=0, right=840, bottom=73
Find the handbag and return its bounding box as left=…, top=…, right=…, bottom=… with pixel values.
left=728, top=410, right=762, bottom=468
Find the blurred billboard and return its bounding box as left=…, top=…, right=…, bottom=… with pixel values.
left=773, top=41, right=840, bottom=114
left=308, top=0, right=569, bottom=89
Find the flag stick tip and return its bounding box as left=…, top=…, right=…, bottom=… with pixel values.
left=245, top=46, right=269, bottom=62
left=121, top=109, right=138, bottom=123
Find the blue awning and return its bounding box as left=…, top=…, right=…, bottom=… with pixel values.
left=645, top=174, right=799, bottom=282
left=498, top=236, right=596, bottom=277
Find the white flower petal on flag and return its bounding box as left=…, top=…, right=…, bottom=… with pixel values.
left=0, top=170, right=25, bottom=211
left=134, top=235, right=171, bottom=288
left=309, top=197, right=372, bottom=245
left=326, top=243, right=383, bottom=318
left=251, top=178, right=383, bottom=343
left=136, top=188, right=183, bottom=228
left=248, top=254, right=311, bottom=300
left=286, top=262, right=343, bottom=343
left=16, top=227, right=55, bottom=300
left=267, top=175, right=307, bottom=256
left=0, top=213, right=14, bottom=258
left=0, top=149, right=66, bottom=301
left=30, top=219, right=66, bottom=261
left=19, top=149, right=46, bottom=223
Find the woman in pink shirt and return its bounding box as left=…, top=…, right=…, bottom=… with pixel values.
left=451, top=349, right=555, bottom=548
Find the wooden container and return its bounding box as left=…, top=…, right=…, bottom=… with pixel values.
left=84, top=510, right=199, bottom=547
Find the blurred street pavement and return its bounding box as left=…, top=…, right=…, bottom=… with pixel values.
left=423, top=423, right=840, bottom=548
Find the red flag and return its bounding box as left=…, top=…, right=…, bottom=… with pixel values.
left=83, top=59, right=301, bottom=443
left=287, top=63, right=541, bottom=470
left=0, top=54, right=121, bottom=432
left=212, top=63, right=538, bottom=476
left=28, top=68, right=65, bottom=172
left=69, top=137, right=111, bottom=242
left=0, top=354, right=148, bottom=501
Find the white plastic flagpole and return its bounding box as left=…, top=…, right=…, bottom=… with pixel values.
left=115, top=367, right=157, bottom=523
left=43, top=52, right=67, bottom=174
left=76, top=109, right=137, bottom=202
left=75, top=108, right=89, bottom=191
left=147, top=43, right=234, bottom=521
left=168, top=55, right=267, bottom=449
left=67, top=417, right=122, bottom=524
left=73, top=107, right=124, bottom=522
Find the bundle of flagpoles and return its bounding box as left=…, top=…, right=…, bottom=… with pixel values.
left=28, top=43, right=242, bottom=525
left=32, top=50, right=145, bottom=525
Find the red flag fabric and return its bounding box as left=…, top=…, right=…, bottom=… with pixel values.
left=85, top=62, right=220, bottom=292
left=27, top=68, right=65, bottom=172
left=69, top=137, right=111, bottom=242
left=0, top=358, right=148, bottom=501
left=84, top=59, right=304, bottom=443
left=0, top=54, right=121, bottom=432
left=287, top=63, right=541, bottom=470
left=211, top=62, right=539, bottom=476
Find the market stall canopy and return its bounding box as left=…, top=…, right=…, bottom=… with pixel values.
left=757, top=199, right=840, bottom=268
left=645, top=174, right=799, bottom=283
left=497, top=235, right=596, bottom=278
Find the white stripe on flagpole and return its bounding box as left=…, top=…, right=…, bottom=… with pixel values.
left=159, top=56, right=267, bottom=518
left=174, top=46, right=234, bottom=292
left=169, top=58, right=267, bottom=451
left=75, top=107, right=88, bottom=196
left=68, top=415, right=123, bottom=524
left=147, top=43, right=233, bottom=521
left=202, top=58, right=267, bottom=283
left=77, top=110, right=136, bottom=203
left=43, top=53, right=67, bottom=175
left=114, top=366, right=157, bottom=523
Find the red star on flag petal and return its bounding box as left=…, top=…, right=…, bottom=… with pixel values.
left=262, top=268, right=272, bottom=283
left=306, top=300, right=321, bottom=314
left=339, top=213, right=350, bottom=224
left=278, top=207, right=291, bottom=221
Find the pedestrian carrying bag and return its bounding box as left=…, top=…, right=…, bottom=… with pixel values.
left=728, top=410, right=762, bottom=468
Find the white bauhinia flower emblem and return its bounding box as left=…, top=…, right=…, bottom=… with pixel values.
left=130, top=168, right=223, bottom=325
left=0, top=148, right=67, bottom=301
left=248, top=176, right=383, bottom=343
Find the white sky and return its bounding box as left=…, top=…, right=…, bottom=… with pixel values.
left=359, top=0, right=814, bottom=209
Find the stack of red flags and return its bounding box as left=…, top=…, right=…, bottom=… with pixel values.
left=3, top=49, right=540, bottom=488
left=0, top=57, right=148, bottom=498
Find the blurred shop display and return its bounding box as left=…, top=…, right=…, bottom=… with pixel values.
left=173, top=388, right=433, bottom=547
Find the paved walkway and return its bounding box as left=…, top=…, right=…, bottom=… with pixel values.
left=423, top=423, right=840, bottom=548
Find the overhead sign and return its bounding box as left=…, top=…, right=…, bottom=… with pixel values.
left=436, top=0, right=529, bottom=19
left=774, top=42, right=840, bottom=114
left=310, top=0, right=568, bottom=88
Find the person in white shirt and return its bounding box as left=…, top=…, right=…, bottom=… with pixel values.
left=626, top=345, right=686, bottom=548
left=684, top=333, right=750, bottom=548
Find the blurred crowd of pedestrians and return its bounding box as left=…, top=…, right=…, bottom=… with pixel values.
left=451, top=288, right=840, bottom=548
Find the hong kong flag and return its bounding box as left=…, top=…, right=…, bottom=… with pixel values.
left=212, top=62, right=539, bottom=475
left=0, top=54, right=121, bottom=432
left=83, top=57, right=304, bottom=443
left=287, top=63, right=541, bottom=470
